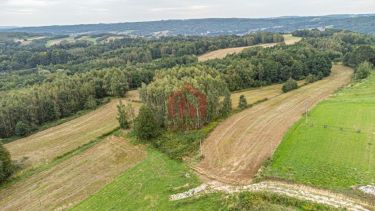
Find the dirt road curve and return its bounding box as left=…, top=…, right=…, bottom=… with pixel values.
left=0, top=136, right=146, bottom=211
left=195, top=65, right=353, bottom=185
left=170, top=181, right=372, bottom=211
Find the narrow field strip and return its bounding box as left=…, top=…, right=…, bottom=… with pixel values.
left=196, top=65, right=353, bottom=185
left=170, top=181, right=372, bottom=211
left=0, top=136, right=146, bottom=211
left=5, top=98, right=140, bottom=168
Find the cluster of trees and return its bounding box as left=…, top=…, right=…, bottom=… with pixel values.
left=0, top=68, right=130, bottom=138
left=354, top=62, right=374, bottom=80
left=140, top=65, right=231, bottom=130
left=203, top=45, right=332, bottom=91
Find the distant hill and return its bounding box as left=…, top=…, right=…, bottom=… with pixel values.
left=1, top=14, right=375, bottom=36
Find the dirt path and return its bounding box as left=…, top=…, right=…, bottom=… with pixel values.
left=170, top=180, right=372, bottom=211
left=0, top=136, right=146, bottom=211
left=5, top=94, right=140, bottom=168
left=195, top=65, right=353, bottom=185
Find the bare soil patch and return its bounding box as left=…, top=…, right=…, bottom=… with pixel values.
left=0, top=136, right=146, bottom=211
left=195, top=65, right=353, bottom=185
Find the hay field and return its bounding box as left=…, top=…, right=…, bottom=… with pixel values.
left=5, top=95, right=141, bottom=168
left=195, top=65, right=353, bottom=185
left=0, top=136, right=146, bottom=211
left=198, top=35, right=301, bottom=62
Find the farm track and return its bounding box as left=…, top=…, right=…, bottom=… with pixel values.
left=195, top=65, right=353, bottom=185
left=170, top=180, right=373, bottom=211
left=0, top=136, right=146, bottom=211
left=5, top=92, right=141, bottom=168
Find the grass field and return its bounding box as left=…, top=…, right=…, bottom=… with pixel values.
left=264, top=72, right=375, bottom=191
left=0, top=136, right=146, bottom=211
left=73, top=144, right=332, bottom=211
left=5, top=96, right=140, bottom=168
left=196, top=65, right=353, bottom=185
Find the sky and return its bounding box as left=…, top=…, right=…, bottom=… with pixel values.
left=1, top=0, right=375, bottom=26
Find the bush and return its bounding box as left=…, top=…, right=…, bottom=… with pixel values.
left=305, top=74, right=319, bottom=84
left=282, top=79, right=298, bottom=93
left=15, top=121, right=32, bottom=137
left=134, top=105, right=160, bottom=140
left=238, top=95, right=248, bottom=110
left=0, top=141, right=13, bottom=183
left=354, top=61, right=373, bottom=80
left=85, top=95, right=97, bottom=109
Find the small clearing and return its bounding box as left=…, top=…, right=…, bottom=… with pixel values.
left=195, top=65, right=353, bottom=185
left=5, top=96, right=140, bottom=168
left=0, top=136, right=146, bottom=211
left=170, top=181, right=372, bottom=211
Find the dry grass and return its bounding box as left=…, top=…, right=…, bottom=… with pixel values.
left=0, top=136, right=146, bottom=211
left=283, top=34, right=302, bottom=45
left=5, top=96, right=141, bottom=168
left=195, top=65, right=353, bottom=185
left=198, top=43, right=277, bottom=62
left=198, top=35, right=301, bottom=62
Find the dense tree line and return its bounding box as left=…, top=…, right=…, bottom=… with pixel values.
left=0, top=68, right=130, bottom=138
left=203, top=44, right=332, bottom=91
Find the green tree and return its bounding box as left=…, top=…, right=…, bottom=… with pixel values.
left=134, top=105, right=160, bottom=140
left=117, top=100, right=130, bottom=129
left=0, top=141, right=13, bottom=183
left=282, top=78, right=298, bottom=93
left=355, top=61, right=373, bottom=80
left=15, top=121, right=32, bottom=137
left=238, top=95, right=248, bottom=110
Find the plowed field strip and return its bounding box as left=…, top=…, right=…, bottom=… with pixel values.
left=196, top=65, right=353, bottom=185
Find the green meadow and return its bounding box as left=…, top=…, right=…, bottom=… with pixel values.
left=265, top=73, right=375, bottom=191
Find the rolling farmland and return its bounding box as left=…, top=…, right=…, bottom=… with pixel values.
left=0, top=136, right=146, bottom=211
left=265, top=72, right=375, bottom=191
left=195, top=65, right=353, bottom=185
left=5, top=95, right=140, bottom=168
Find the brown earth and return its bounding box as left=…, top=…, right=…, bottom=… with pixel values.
left=0, top=136, right=146, bottom=211
left=195, top=65, right=353, bottom=185
left=5, top=95, right=141, bottom=168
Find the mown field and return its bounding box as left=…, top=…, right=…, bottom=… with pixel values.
left=265, top=72, right=375, bottom=191
left=5, top=96, right=140, bottom=168
left=198, top=34, right=301, bottom=62
left=73, top=141, right=334, bottom=211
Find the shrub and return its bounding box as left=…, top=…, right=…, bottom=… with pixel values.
left=305, top=74, right=318, bottom=84
left=134, top=105, right=160, bottom=140
left=0, top=141, right=13, bottom=183
left=282, top=78, right=298, bottom=93
left=15, top=121, right=32, bottom=137
left=354, top=61, right=373, bottom=80
left=238, top=95, right=248, bottom=110
left=85, top=95, right=97, bottom=109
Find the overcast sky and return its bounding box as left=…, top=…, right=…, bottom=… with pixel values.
left=1, top=0, right=375, bottom=26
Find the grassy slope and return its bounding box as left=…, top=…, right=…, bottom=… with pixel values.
left=265, top=73, right=375, bottom=191
left=73, top=146, right=333, bottom=211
